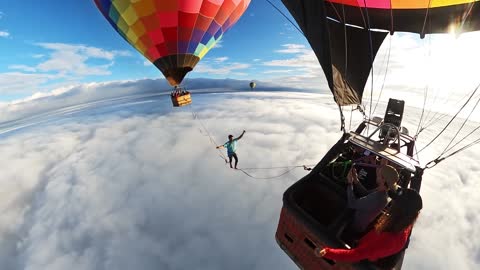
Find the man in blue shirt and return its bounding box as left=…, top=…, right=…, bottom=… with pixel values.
left=216, top=130, right=246, bottom=169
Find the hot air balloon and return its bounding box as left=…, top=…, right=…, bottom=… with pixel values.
left=274, top=1, right=480, bottom=269
left=249, top=81, right=256, bottom=90
left=93, top=0, right=251, bottom=106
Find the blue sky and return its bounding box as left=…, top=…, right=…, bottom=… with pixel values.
left=0, top=1, right=319, bottom=101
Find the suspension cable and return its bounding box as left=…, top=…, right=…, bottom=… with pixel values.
left=349, top=105, right=354, bottom=131
left=418, top=91, right=475, bottom=137
left=425, top=136, right=480, bottom=169
left=362, top=0, right=375, bottom=122
left=458, top=3, right=475, bottom=35
left=265, top=0, right=305, bottom=37
left=415, top=34, right=434, bottom=137
left=417, top=82, right=480, bottom=154
left=443, top=123, right=480, bottom=155
left=372, top=35, right=392, bottom=115
left=420, top=0, right=432, bottom=38
left=190, top=108, right=229, bottom=163
left=238, top=166, right=301, bottom=179
left=240, top=165, right=315, bottom=170
left=415, top=84, right=430, bottom=137
left=439, top=95, right=480, bottom=156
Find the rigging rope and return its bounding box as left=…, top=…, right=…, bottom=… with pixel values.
left=265, top=0, right=305, bottom=37
left=439, top=95, right=480, bottom=156
left=425, top=136, right=480, bottom=169
left=419, top=89, right=477, bottom=134
left=190, top=107, right=229, bottom=163
left=443, top=123, right=480, bottom=155
left=415, top=35, right=433, bottom=136
left=415, top=84, right=430, bottom=137
left=417, top=82, right=480, bottom=154
left=361, top=0, right=375, bottom=124
left=458, top=3, right=475, bottom=35
left=237, top=165, right=314, bottom=180
left=420, top=0, right=432, bottom=38
left=418, top=95, right=470, bottom=137
left=372, top=35, right=392, bottom=116
left=240, top=165, right=315, bottom=170
left=238, top=166, right=299, bottom=179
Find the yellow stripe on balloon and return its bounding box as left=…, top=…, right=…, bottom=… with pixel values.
left=198, top=48, right=209, bottom=59
left=134, top=40, right=147, bottom=54
left=122, top=6, right=139, bottom=26
left=116, top=17, right=129, bottom=35
left=112, top=0, right=130, bottom=13
left=126, top=28, right=139, bottom=43
left=392, top=0, right=478, bottom=8
left=193, top=44, right=204, bottom=55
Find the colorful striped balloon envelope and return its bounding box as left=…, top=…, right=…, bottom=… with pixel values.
left=94, top=0, right=251, bottom=86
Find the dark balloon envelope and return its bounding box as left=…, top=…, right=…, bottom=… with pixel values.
left=282, top=0, right=480, bottom=106
left=94, top=0, right=251, bottom=86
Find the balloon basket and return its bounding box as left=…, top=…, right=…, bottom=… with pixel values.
left=171, top=93, right=192, bottom=107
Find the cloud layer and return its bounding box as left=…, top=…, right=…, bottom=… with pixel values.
left=1, top=43, right=131, bottom=96
left=0, top=81, right=479, bottom=270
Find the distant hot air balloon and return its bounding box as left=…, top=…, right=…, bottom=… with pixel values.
left=249, top=81, right=256, bottom=90
left=93, top=0, right=251, bottom=87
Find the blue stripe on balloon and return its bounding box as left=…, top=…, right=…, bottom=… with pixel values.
left=187, top=42, right=197, bottom=54
left=95, top=0, right=112, bottom=13
left=201, top=32, right=213, bottom=45
left=108, top=5, right=120, bottom=23
left=213, top=28, right=223, bottom=40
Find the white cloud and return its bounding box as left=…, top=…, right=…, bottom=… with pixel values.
left=0, top=30, right=10, bottom=38
left=0, top=43, right=132, bottom=96
left=0, top=82, right=480, bottom=270
left=261, top=44, right=325, bottom=89
left=33, top=43, right=124, bottom=76
left=112, top=50, right=132, bottom=57
left=8, top=65, right=37, bottom=72
left=0, top=72, right=56, bottom=95
left=0, top=81, right=479, bottom=270
left=33, top=43, right=130, bottom=76
left=214, top=57, right=229, bottom=62
left=262, top=69, right=295, bottom=74
left=213, top=39, right=223, bottom=49
left=275, top=44, right=307, bottom=54
left=195, top=62, right=250, bottom=76
left=37, top=43, right=117, bottom=60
